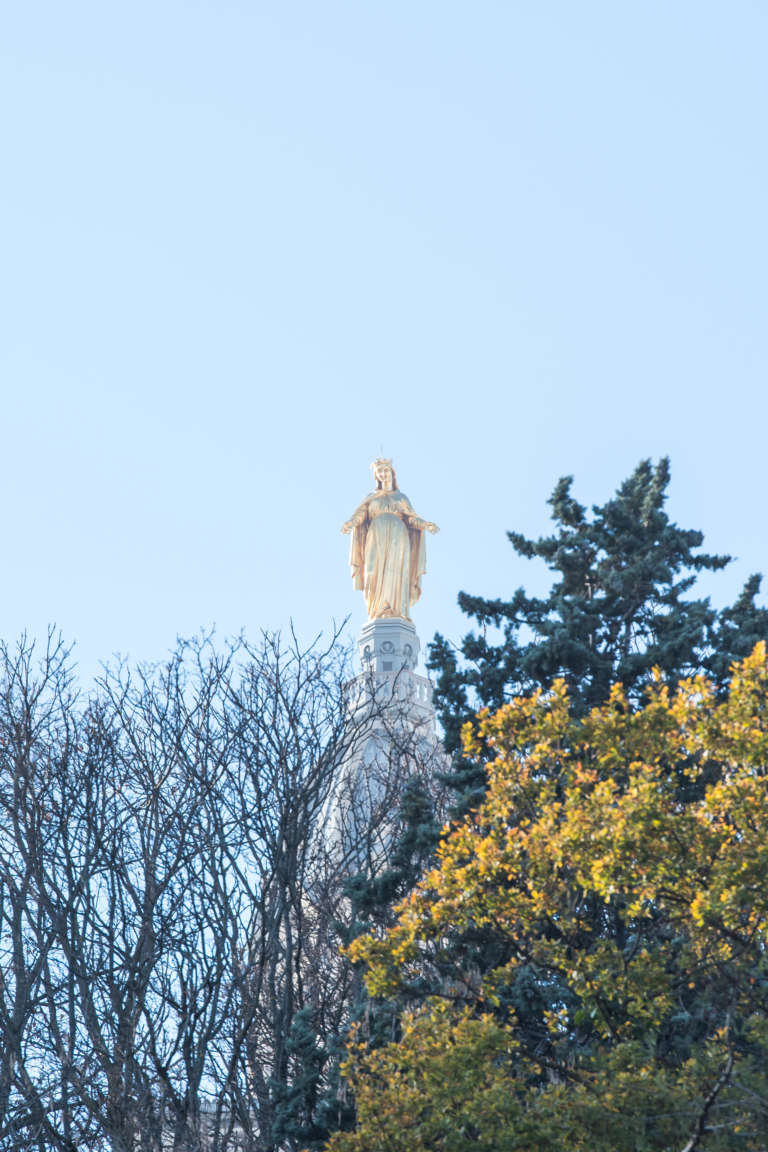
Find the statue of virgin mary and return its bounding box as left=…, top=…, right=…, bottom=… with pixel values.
left=342, top=460, right=438, bottom=621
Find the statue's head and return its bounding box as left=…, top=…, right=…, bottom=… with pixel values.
left=372, top=458, right=397, bottom=492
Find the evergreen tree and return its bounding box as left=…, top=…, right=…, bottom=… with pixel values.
left=428, top=457, right=768, bottom=811
left=299, top=777, right=440, bottom=1148
left=343, top=777, right=440, bottom=934
left=271, top=1007, right=327, bottom=1151
left=326, top=648, right=768, bottom=1152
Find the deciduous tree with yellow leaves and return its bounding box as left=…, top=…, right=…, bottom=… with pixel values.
left=323, top=645, right=768, bottom=1151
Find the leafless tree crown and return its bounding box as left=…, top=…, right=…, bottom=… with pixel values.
left=0, top=628, right=440, bottom=1152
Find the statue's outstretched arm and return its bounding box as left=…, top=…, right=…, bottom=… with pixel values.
left=341, top=501, right=368, bottom=534
left=400, top=497, right=438, bottom=534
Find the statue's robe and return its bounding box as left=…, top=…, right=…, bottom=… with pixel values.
left=348, top=490, right=427, bottom=620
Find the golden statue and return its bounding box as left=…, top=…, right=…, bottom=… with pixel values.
left=342, top=460, right=438, bottom=621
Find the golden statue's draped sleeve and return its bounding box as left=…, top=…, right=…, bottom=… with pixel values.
left=349, top=520, right=366, bottom=591
left=408, top=521, right=427, bottom=609
left=342, top=497, right=370, bottom=593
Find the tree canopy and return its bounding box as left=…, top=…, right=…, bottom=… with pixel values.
left=324, top=645, right=768, bottom=1152
left=428, top=458, right=768, bottom=810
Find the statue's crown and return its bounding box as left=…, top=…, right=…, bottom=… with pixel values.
left=371, top=458, right=397, bottom=489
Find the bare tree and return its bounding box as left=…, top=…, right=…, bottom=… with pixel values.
left=0, top=632, right=85, bottom=1150
left=0, top=627, right=438, bottom=1151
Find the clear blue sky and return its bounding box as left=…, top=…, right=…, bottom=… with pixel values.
left=1, top=3, right=766, bottom=681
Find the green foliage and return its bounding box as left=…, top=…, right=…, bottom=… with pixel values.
left=344, top=777, right=440, bottom=933
left=272, top=1007, right=328, bottom=1150
left=324, top=648, right=768, bottom=1152
left=298, top=779, right=440, bottom=1148
left=428, top=458, right=768, bottom=812
left=324, top=1009, right=525, bottom=1152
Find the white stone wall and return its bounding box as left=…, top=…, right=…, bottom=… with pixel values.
left=318, top=616, right=446, bottom=872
